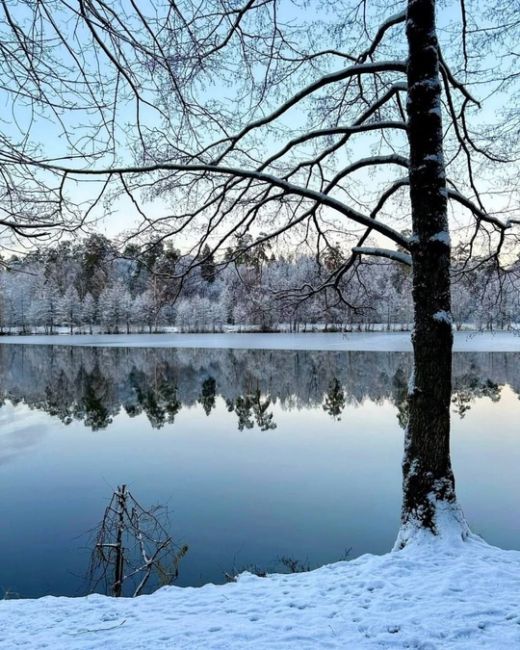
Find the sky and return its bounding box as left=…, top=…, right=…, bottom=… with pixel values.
left=1, top=0, right=516, bottom=258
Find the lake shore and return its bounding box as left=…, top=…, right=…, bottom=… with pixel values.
left=1, top=533, right=519, bottom=649
left=1, top=330, right=520, bottom=351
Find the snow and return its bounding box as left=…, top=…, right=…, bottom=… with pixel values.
left=1, top=534, right=519, bottom=649
left=394, top=494, right=470, bottom=551
left=423, top=152, right=443, bottom=161
left=427, top=107, right=443, bottom=118
left=407, top=369, right=415, bottom=395
left=429, top=231, right=451, bottom=246
left=433, top=310, right=453, bottom=325
left=0, top=331, right=519, bottom=351
left=352, top=246, right=413, bottom=266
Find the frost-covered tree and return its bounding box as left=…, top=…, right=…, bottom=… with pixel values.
left=80, top=236, right=114, bottom=301
left=98, top=282, right=132, bottom=333
left=81, top=293, right=97, bottom=334
left=3, top=240, right=517, bottom=335
left=133, top=290, right=156, bottom=334
left=37, top=279, right=62, bottom=334
left=60, top=286, right=81, bottom=334
left=200, top=245, right=216, bottom=285
left=120, top=287, right=134, bottom=334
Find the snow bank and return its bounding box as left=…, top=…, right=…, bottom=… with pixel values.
left=1, top=535, right=519, bottom=649
left=0, top=331, right=519, bottom=351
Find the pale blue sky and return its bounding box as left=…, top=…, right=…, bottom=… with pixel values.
left=3, top=0, right=514, bottom=253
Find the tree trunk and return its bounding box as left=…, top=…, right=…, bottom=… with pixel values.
left=395, top=0, right=469, bottom=547
left=112, top=484, right=126, bottom=597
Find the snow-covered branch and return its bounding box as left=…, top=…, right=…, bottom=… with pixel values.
left=352, top=246, right=412, bottom=266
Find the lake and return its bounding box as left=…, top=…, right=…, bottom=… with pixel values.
left=1, top=344, right=519, bottom=598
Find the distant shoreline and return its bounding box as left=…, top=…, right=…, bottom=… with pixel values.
left=0, top=331, right=519, bottom=352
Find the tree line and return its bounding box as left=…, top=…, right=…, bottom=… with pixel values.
left=1, top=235, right=518, bottom=335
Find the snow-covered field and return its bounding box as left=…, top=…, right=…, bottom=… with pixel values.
left=1, top=330, right=520, bottom=351
left=1, top=534, right=519, bottom=649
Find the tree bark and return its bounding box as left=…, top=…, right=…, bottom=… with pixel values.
left=112, top=484, right=126, bottom=597
left=396, top=0, right=469, bottom=547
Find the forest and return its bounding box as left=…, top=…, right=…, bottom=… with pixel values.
left=1, top=234, right=519, bottom=334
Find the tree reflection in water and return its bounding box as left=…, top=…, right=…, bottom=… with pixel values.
left=0, top=346, right=516, bottom=431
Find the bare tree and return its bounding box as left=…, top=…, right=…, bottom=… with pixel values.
left=2, top=1, right=519, bottom=544
left=88, top=485, right=188, bottom=597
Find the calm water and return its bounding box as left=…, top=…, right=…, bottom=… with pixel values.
left=0, top=345, right=519, bottom=598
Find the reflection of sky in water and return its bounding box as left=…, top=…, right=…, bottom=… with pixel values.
left=0, top=346, right=519, bottom=598
left=0, top=407, right=47, bottom=467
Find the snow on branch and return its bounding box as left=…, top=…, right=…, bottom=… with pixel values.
left=261, top=121, right=407, bottom=170
left=359, top=11, right=407, bottom=62
left=438, top=48, right=480, bottom=107
left=352, top=246, right=412, bottom=266
left=37, top=159, right=411, bottom=250
left=447, top=188, right=511, bottom=229
left=337, top=154, right=409, bottom=177
left=209, top=60, right=407, bottom=163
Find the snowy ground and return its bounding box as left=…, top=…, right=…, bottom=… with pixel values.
left=1, top=330, right=520, bottom=351
left=1, top=534, right=519, bottom=649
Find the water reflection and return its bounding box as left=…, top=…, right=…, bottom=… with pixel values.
left=0, top=346, right=516, bottom=432
left=0, top=345, right=519, bottom=598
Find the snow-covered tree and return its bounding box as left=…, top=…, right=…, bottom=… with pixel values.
left=60, top=286, right=82, bottom=334
left=81, top=293, right=97, bottom=334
